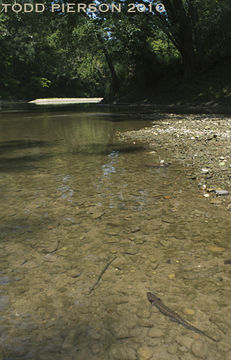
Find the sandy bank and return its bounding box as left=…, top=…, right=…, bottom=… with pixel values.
left=29, top=97, right=103, bottom=105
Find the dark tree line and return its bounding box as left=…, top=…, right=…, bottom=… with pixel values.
left=0, top=0, right=231, bottom=100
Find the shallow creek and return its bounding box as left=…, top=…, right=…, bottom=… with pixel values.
left=0, top=106, right=231, bottom=360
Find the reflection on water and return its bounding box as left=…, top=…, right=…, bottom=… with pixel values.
left=0, top=107, right=231, bottom=359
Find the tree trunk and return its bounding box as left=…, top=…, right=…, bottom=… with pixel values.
left=161, top=0, right=197, bottom=77
left=96, top=34, right=119, bottom=101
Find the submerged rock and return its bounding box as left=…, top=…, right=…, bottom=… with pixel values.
left=215, top=189, right=229, bottom=196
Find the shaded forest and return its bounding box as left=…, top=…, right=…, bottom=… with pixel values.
left=1, top=0, right=231, bottom=103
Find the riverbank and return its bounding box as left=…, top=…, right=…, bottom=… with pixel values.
left=118, top=113, right=231, bottom=212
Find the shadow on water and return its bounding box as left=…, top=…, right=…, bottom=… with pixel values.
left=0, top=140, right=54, bottom=154
left=0, top=154, right=52, bottom=172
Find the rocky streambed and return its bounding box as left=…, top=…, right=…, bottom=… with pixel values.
left=118, top=113, right=231, bottom=212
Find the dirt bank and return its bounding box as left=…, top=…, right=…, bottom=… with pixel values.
left=118, top=113, right=231, bottom=212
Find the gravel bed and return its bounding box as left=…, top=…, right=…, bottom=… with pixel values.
left=118, top=113, right=231, bottom=212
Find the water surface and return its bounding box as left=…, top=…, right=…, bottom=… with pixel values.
left=0, top=106, right=230, bottom=360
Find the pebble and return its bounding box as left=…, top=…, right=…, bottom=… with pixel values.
left=109, top=344, right=137, bottom=360
left=167, top=343, right=178, bottom=354
left=136, top=308, right=151, bottom=319
left=137, top=346, right=153, bottom=360
left=0, top=276, right=10, bottom=285
left=62, top=329, right=77, bottom=350
left=201, top=168, right=209, bottom=174
left=208, top=245, right=225, bottom=253
left=215, top=189, right=229, bottom=195
left=90, top=342, right=101, bottom=355
left=176, top=335, right=194, bottom=349
left=159, top=239, right=172, bottom=247
left=149, top=328, right=165, bottom=338
left=131, top=226, right=141, bottom=233
left=191, top=339, right=208, bottom=359
left=182, top=354, right=199, bottom=360
left=111, top=324, right=130, bottom=339
left=183, top=308, right=195, bottom=315
left=168, top=273, right=175, bottom=279
left=0, top=296, right=9, bottom=311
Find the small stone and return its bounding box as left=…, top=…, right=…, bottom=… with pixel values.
left=62, top=329, right=77, bottom=350
left=131, top=226, right=141, bottom=233
left=149, top=328, right=165, bottom=338
left=159, top=239, right=172, bottom=247
left=0, top=296, right=9, bottom=311
left=92, top=210, right=104, bottom=219
left=215, top=190, right=229, bottom=196
left=168, top=273, right=175, bottom=279
left=111, top=324, right=130, bottom=339
left=219, top=161, right=226, bottom=166
left=66, top=270, right=81, bottom=278
left=137, top=346, right=153, bottom=360
left=136, top=308, right=151, bottom=319
left=90, top=342, right=101, bottom=355
left=109, top=344, right=137, bottom=360
left=201, top=168, right=209, bottom=174
left=0, top=277, right=10, bottom=285
left=167, top=343, right=178, bottom=354
left=208, top=245, right=225, bottom=253
left=176, top=335, right=194, bottom=349
left=183, top=308, right=195, bottom=315
left=191, top=339, right=208, bottom=359
left=204, top=193, right=210, bottom=198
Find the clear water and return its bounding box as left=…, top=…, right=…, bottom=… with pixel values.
left=0, top=105, right=230, bottom=360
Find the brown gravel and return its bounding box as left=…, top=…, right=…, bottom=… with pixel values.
left=118, top=113, right=231, bottom=212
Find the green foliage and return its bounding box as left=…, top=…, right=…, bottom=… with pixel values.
left=0, top=0, right=231, bottom=100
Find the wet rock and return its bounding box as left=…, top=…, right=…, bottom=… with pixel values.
left=90, top=341, right=101, bottom=355
left=109, top=344, right=137, bottom=360
left=207, top=245, right=225, bottom=253
left=123, top=246, right=138, bottom=255
left=136, top=308, right=151, bottom=319
left=167, top=343, right=178, bottom=354
left=66, top=270, right=81, bottom=278
left=225, top=350, right=231, bottom=360
left=149, top=328, right=165, bottom=338
left=88, top=328, right=102, bottom=340
left=168, top=273, right=175, bottom=279
left=111, top=324, right=130, bottom=339
left=137, top=346, right=153, bottom=360
left=181, top=354, right=199, bottom=360
left=191, top=339, right=208, bottom=359
left=88, top=207, right=104, bottom=219
left=0, top=296, right=9, bottom=311
left=201, top=168, right=210, bottom=174
left=0, top=276, right=10, bottom=285
left=176, top=335, right=194, bottom=349
left=183, top=308, right=195, bottom=315
left=215, top=189, right=229, bottom=196
left=149, top=346, right=170, bottom=360
left=219, top=161, right=226, bottom=166
left=130, top=326, right=149, bottom=338
left=62, top=329, right=77, bottom=350
left=159, top=239, right=172, bottom=248
left=131, top=226, right=141, bottom=233
left=3, top=343, right=27, bottom=357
